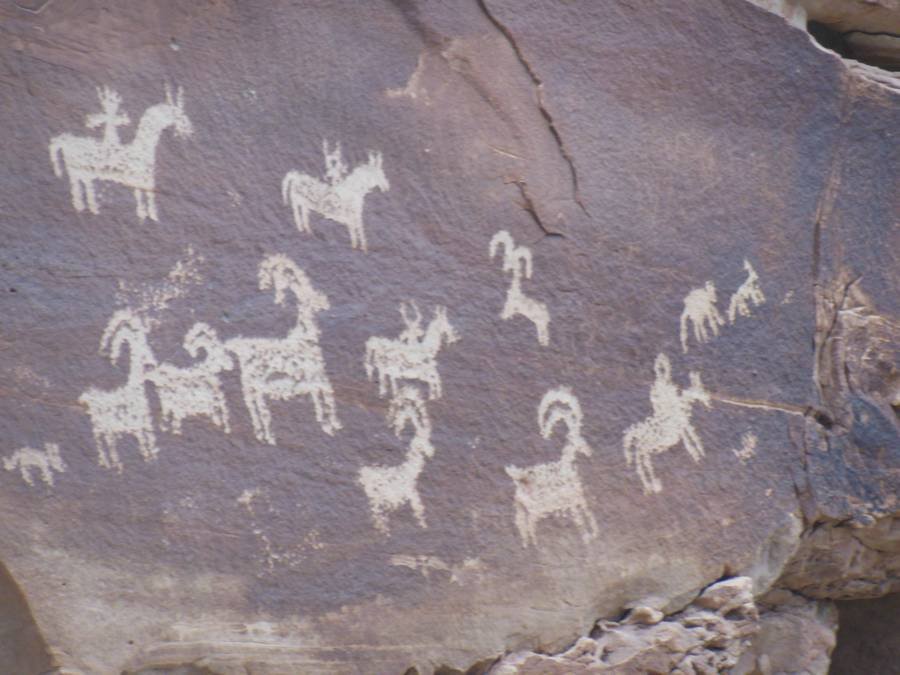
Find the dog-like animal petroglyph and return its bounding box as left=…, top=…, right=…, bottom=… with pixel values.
left=3, top=443, right=65, bottom=487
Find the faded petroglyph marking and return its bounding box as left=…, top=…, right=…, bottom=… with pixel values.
left=386, top=53, right=429, bottom=102
left=225, top=255, right=340, bottom=445
left=623, top=353, right=711, bottom=494
left=79, top=309, right=159, bottom=471
left=3, top=443, right=65, bottom=486
left=727, top=259, right=766, bottom=323
left=358, top=386, right=437, bottom=535
left=115, top=246, right=204, bottom=321
left=49, top=85, right=192, bottom=221
left=282, top=141, right=389, bottom=251
left=489, top=230, right=550, bottom=346
left=680, top=281, right=724, bottom=353
left=732, top=432, right=758, bottom=463
left=364, top=301, right=459, bottom=400
left=147, top=323, right=233, bottom=435
left=390, top=555, right=484, bottom=584
left=505, top=387, right=598, bottom=547
left=236, top=488, right=308, bottom=571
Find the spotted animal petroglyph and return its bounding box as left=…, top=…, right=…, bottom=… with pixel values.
left=364, top=301, right=459, bottom=400
left=225, top=255, right=340, bottom=446
left=622, top=353, right=711, bottom=494
left=727, top=260, right=766, bottom=323
left=358, top=386, right=436, bottom=535
left=3, top=443, right=65, bottom=487
left=282, top=141, right=389, bottom=251
left=505, top=387, right=598, bottom=547
left=49, top=85, right=192, bottom=221
left=680, top=281, right=724, bottom=353
left=489, top=230, right=550, bottom=346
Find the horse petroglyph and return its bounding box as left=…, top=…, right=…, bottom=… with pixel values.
left=49, top=85, right=192, bottom=222
left=622, top=353, right=711, bottom=494
left=680, top=281, right=724, bottom=353
left=225, top=254, right=340, bottom=445
left=282, top=141, right=389, bottom=251
left=79, top=309, right=159, bottom=471
left=3, top=443, right=65, bottom=487
left=358, top=386, right=437, bottom=535
left=505, top=387, right=598, bottom=547
left=489, top=230, right=550, bottom=346
left=365, top=301, right=459, bottom=400
left=727, top=260, right=766, bottom=323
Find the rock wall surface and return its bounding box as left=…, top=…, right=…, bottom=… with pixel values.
left=0, top=1, right=897, bottom=673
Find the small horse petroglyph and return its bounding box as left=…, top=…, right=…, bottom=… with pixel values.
left=622, top=353, right=711, bottom=494
left=3, top=443, right=65, bottom=487
left=282, top=141, right=389, bottom=251
left=79, top=309, right=159, bottom=471
left=225, top=255, right=340, bottom=445
left=680, top=281, right=725, bottom=353
left=49, top=85, right=192, bottom=221
left=489, top=230, right=550, bottom=346
left=358, top=386, right=436, bottom=535
left=505, top=387, right=598, bottom=547
left=727, top=260, right=765, bottom=323
left=364, top=301, right=459, bottom=400
left=147, top=322, right=233, bottom=435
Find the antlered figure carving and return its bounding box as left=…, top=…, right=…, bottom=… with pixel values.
left=489, top=230, right=550, bottom=346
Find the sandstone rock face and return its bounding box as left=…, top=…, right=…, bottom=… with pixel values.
left=0, top=1, right=897, bottom=673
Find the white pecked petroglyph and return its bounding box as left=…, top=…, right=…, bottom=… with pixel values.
left=727, top=260, right=766, bottom=323
left=489, top=230, right=550, bottom=346
left=680, top=281, right=724, bottom=353
left=3, top=443, right=65, bottom=487
left=622, top=353, right=711, bottom=494
left=115, top=246, right=204, bottom=320
left=390, top=554, right=484, bottom=584
left=146, top=322, right=234, bottom=435
left=732, top=432, right=758, bottom=463
left=49, top=85, right=192, bottom=222
left=505, top=387, right=598, bottom=547
left=281, top=141, right=389, bottom=251
left=364, top=301, right=459, bottom=400
left=225, top=254, right=340, bottom=445
left=79, top=309, right=159, bottom=471
left=358, top=386, right=436, bottom=535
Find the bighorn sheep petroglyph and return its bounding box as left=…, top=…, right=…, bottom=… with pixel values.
left=489, top=230, right=550, bottom=346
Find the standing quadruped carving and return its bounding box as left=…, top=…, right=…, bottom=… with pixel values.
left=489, top=230, right=550, bottom=346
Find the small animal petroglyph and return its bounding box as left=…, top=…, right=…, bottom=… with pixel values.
left=358, top=386, right=436, bottom=535
left=622, top=353, right=711, bottom=494
left=282, top=141, right=389, bottom=251
left=3, top=443, right=65, bottom=487
left=680, top=281, right=724, bottom=353
left=489, top=230, right=550, bottom=346
left=364, top=301, right=459, bottom=400
left=732, top=432, right=758, bottom=463
left=147, top=322, right=233, bottom=435
left=225, top=255, right=341, bottom=445
left=79, top=309, right=159, bottom=471
left=505, top=387, right=598, bottom=547
left=49, top=85, right=192, bottom=221
left=727, top=260, right=766, bottom=323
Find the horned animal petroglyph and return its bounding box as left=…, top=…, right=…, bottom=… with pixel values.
left=727, top=260, right=766, bottom=323
left=489, top=230, right=550, bottom=346
left=147, top=322, right=233, bottom=435
left=680, top=281, right=725, bottom=353
left=49, top=85, right=192, bottom=221
left=79, top=309, right=159, bottom=471
left=3, top=443, right=65, bottom=487
left=282, top=141, right=389, bottom=251
left=622, top=353, right=711, bottom=494
left=364, top=301, right=459, bottom=400
left=358, top=386, right=436, bottom=535
left=225, top=255, right=340, bottom=445
left=505, top=387, right=598, bottom=547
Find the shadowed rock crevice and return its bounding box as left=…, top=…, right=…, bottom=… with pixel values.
left=0, top=560, right=54, bottom=673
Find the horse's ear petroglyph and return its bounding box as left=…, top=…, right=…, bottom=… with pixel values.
left=49, top=85, right=192, bottom=222
left=282, top=141, right=389, bottom=251
left=224, top=254, right=341, bottom=445
left=727, top=260, right=766, bottom=323
left=3, top=443, right=65, bottom=487
left=505, top=387, right=598, bottom=547
left=489, top=230, right=550, bottom=346
left=622, top=353, right=711, bottom=494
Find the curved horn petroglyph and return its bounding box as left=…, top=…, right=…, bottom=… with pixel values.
left=3, top=443, right=65, bottom=487
left=282, top=142, right=389, bottom=251
left=489, top=229, right=550, bottom=346
left=49, top=85, right=192, bottom=221
left=505, top=387, right=598, bottom=547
